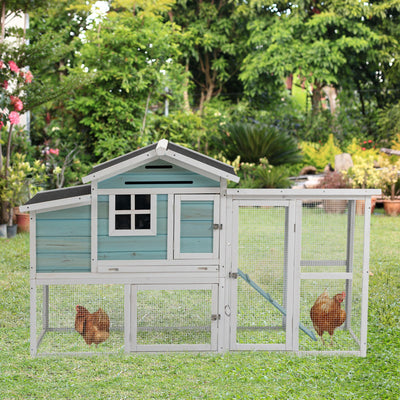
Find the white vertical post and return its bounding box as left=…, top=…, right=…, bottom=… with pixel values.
left=124, top=284, right=132, bottom=353
left=292, top=200, right=303, bottom=353
left=167, top=193, right=174, bottom=261
left=29, top=211, right=37, bottom=357
left=30, top=281, right=37, bottom=357
left=345, top=200, right=356, bottom=330
left=360, top=196, right=371, bottom=357
left=229, top=201, right=240, bottom=350
left=218, top=180, right=227, bottom=352
left=91, top=182, right=98, bottom=273
left=211, top=284, right=219, bottom=351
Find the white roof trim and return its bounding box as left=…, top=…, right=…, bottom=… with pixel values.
left=82, top=149, right=158, bottom=184
left=19, top=195, right=91, bottom=213
left=163, top=149, right=240, bottom=183
left=82, top=145, right=239, bottom=184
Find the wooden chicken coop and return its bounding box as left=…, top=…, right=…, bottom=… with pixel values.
left=21, top=139, right=379, bottom=357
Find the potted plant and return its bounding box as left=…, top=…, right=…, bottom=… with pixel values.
left=378, top=158, right=400, bottom=216
left=344, top=154, right=381, bottom=215
left=0, top=154, right=46, bottom=237
left=316, top=170, right=351, bottom=213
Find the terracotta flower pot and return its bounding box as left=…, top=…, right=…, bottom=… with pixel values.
left=356, top=197, right=377, bottom=216
left=383, top=199, right=400, bottom=216
left=16, top=212, right=30, bottom=232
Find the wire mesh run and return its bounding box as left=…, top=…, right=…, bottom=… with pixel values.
left=299, top=199, right=366, bottom=353
left=236, top=205, right=288, bottom=345
left=299, top=279, right=362, bottom=352
left=135, top=288, right=213, bottom=346
left=34, top=284, right=124, bottom=356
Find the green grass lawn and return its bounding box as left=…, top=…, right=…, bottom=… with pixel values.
left=0, top=213, right=399, bottom=399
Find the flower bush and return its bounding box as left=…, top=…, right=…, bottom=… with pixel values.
left=378, top=156, right=400, bottom=200
left=344, top=154, right=381, bottom=189
left=0, top=59, right=38, bottom=225
left=0, top=59, right=32, bottom=130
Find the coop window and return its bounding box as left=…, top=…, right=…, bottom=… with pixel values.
left=109, top=194, right=157, bottom=236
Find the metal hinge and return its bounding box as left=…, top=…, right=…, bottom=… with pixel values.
left=211, top=314, right=221, bottom=321
left=229, top=272, right=238, bottom=279
left=213, top=223, right=223, bottom=230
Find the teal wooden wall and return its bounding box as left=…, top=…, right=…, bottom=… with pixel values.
left=98, top=160, right=219, bottom=189
left=180, top=200, right=214, bottom=254
left=36, top=206, right=91, bottom=273
left=98, top=194, right=168, bottom=260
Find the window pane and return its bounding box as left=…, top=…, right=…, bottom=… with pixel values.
left=115, top=214, right=131, bottom=230
left=135, top=194, right=151, bottom=210
left=116, top=195, right=131, bottom=210
left=135, top=214, right=151, bottom=230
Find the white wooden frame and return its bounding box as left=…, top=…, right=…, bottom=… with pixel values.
left=125, top=283, right=219, bottom=352
left=108, top=193, right=157, bottom=236
left=174, top=194, right=220, bottom=260
left=230, top=199, right=294, bottom=351
left=29, top=187, right=377, bottom=357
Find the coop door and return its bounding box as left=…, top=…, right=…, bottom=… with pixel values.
left=174, top=195, right=220, bottom=260
left=230, top=200, right=295, bottom=350
left=126, top=284, right=219, bottom=352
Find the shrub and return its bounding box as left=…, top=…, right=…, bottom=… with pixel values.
left=218, top=122, right=302, bottom=165
left=301, top=134, right=342, bottom=171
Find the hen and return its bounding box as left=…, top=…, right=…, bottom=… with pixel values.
left=310, top=289, right=346, bottom=345
left=75, top=305, right=110, bottom=346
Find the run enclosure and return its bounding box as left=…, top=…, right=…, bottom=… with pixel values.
left=31, top=190, right=378, bottom=357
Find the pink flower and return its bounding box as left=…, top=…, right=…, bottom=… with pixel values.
left=0, top=61, right=4, bottom=69
left=9, top=111, right=20, bottom=125
left=362, top=147, right=366, bottom=151
left=49, top=148, right=59, bottom=156
left=0, top=121, right=3, bottom=130
left=25, top=70, right=33, bottom=83
left=10, top=96, right=23, bottom=112
left=2, top=80, right=8, bottom=89
left=368, top=139, right=372, bottom=143
left=8, top=60, right=20, bottom=74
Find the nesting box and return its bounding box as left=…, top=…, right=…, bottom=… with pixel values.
left=21, top=140, right=379, bottom=356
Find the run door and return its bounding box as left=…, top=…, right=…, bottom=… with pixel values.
left=230, top=200, right=296, bottom=350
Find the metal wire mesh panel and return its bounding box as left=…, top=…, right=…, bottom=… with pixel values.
left=136, top=288, right=213, bottom=346
left=299, top=199, right=366, bottom=353
left=35, top=284, right=124, bottom=356
left=299, top=279, right=362, bottom=352
left=301, top=200, right=350, bottom=269
left=236, top=205, right=288, bottom=345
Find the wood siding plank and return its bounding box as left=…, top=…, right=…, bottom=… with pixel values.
left=98, top=162, right=219, bottom=189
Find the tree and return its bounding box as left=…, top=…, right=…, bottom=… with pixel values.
left=240, top=0, right=391, bottom=115
left=170, top=0, right=249, bottom=113
left=68, top=4, right=184, bottom=160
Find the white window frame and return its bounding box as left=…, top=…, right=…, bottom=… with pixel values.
left=109, top=193, right=157, bottom=236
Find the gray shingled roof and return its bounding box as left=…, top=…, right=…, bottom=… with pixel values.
left=88, top=141, right=236, bottom=177
left=24, top=184, right=91, bottom=206
left=90, top=143, right=157, bottom=175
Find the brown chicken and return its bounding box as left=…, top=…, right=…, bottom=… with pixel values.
left=310, top=289, right=346, bottom=345
left=75, top=305, right=110, bottom=346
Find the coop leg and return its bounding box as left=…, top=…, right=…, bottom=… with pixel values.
left=43, top=285, right=49, bottom=331
left=282, top=207, right=289, bottom=330
left=30, top=281, right=37, bottom=357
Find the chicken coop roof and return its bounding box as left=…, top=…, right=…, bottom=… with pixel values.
left=82, top=139, right=239, bottom=184
left=20, top=184, right=92, bottom=212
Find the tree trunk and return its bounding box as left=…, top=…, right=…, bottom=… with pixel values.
left=183, top=59, right=191, bottom=113
left=0, top=1, right=5, bottom=44
left=311, top=82, right=324, bottom=114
